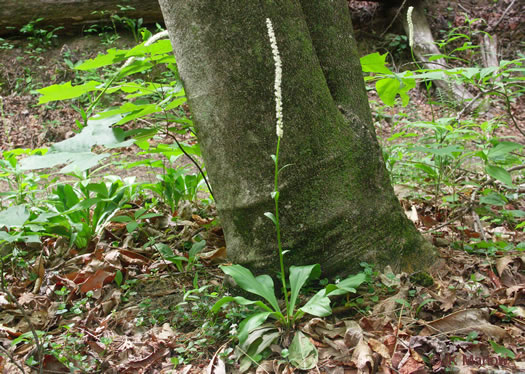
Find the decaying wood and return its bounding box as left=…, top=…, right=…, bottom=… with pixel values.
left=0, top=0, right=164, bottom=37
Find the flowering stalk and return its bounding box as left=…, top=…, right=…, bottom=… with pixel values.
left=266, top=18, right=289, bottom=321
left=407, top=6, right=414, bottom=50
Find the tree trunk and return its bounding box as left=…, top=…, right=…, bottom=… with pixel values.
left=0, top=0, right=164, bottom=37
left=158, top=0, right=435, bottom=277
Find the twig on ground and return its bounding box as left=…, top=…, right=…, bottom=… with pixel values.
left=488, top=0, right=517, bottom=32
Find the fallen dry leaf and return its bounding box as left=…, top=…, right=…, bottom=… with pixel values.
left=79, top=269, right=114, bottom=293
left=368, top=338, right=391, bottom=361
left=420, top=308, right=508, bottom=341
left=495, top=256, right=514, bottom=276
left=352, top=338, right=374, bottom=374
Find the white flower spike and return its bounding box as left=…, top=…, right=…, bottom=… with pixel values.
left=407, top=6, right=414, bottom=49
left=266, top=18, right=283, bottom=138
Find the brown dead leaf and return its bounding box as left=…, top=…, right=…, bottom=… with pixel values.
left=119, top=249, right=150, bottom=265
left=79, top=269, right=114, bottom=293
left=323, top=337, right=351, bottom=361
left=399, top=356, right=425, bottom=374
left=119, top=345, right=169, bottom=373
left=496, top=256, right=514, bottom=276
left=420, top=308, right=508, bottom=341
left=303, top=318, right=347, bottom=341
left=192, top=214, right=212, bottom=226
left=344, top=320, right=363, bottom=348
left=32, top=253, right=45, bottom=293
left=427, top=288, right=456, bottom=311
left=352, top=338, right=373, bottom=374
left=199, top=246, right=227, bottom=264
left=206, top=347, right=226, bottom=374
left=368, top=338, right=391, bottom=361
left=372, top=286, right=409, bottom=321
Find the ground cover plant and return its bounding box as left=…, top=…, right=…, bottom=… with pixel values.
left=0, top=3, right=523, bottom=374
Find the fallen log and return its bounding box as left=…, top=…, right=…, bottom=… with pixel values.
left=0, top=0, right=164, bottom=37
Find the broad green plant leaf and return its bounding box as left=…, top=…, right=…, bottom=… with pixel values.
left=75, top=48, right=127, bottom=70
left=240, top=325, right=278, bottom=353
left=219, top=265, right=280, bottom=312
left=360, top=52, right=392, bottom=74
left=480, top=192, right=507, bottom=206
left=288, top=264, right=320, bottom=316
left=20, top=115, right=132, bottom=173
left=37, top=81, right=101, bottom=104
left=300, top=289, right=331, bottom=317
left=326, top=272, right=366, bottom=296
left=487, top=142, right=523, bottom=162
left=489, top=340, right=515, bottom=359
left=0, top=205, right=30, bottom=228
left=189, top=240, right=206, bottom=260
left=412, top=145, right=464, bottom=158
left=124, top=39, right=173, bottom=57
left=288, top=331, right=318, bottom=370
left=237, top=312, right=272, bottom=346
left=376, top=75, right=416, bottom=106
left=485, top=165, right=514, bottom=187
left=211, top=296, right=273, bottom=314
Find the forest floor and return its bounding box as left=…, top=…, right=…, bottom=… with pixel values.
left=0, top=0, right=524, bottom=373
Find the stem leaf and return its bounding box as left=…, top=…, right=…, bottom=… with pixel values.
left=264, top=212, right=277, bottom=225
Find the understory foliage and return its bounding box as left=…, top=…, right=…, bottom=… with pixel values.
left=0, top=12, right=523, bottom=374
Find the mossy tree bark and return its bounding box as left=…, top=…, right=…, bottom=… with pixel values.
left=158, top=0, right=435, bottom=277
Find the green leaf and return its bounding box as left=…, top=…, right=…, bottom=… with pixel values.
left=263, top=212, right=277, bottom=225
left=288, top=331, right=318, bottom=370
left=376, top=78, right=399, bottom=106
left=412, top=145, right=464, bottom=157
left=126, top=222, right=139, bottom=233
left=487, top=141, right=523, bottom=161
left=0, top=231, right=20, bottom=243
left=20, top=115, right=132, bottom=173
left=75, top=48, right=126, bottom=70
left=376, top=75, right=416, bottom=107
left=219, top=265, right=280, bottom=312
left=485, top=165, right=514, bottom=187
left=0, top=205, right=30, bottom=228
left=360, top=52, right=392, bottom=74
left=189, top=240, right=206, bottom=259
left=300, top=289, right=331, bottom=317
left=288, top=264, right=320, bottom=316
left=11, top=330, right=46, bottom=346
left=480, top=192, right=507, bottom=206
left=326, top=272, right=366, bottom=296
left=254, top=330, right=280, bottom=356
left=241, top=325, right=277, bottom=351
left=37, top=81, right=101, bottom=104
left=124, top=39, right=173, bottom=58
left=211, top=296, right=273, bottom=314
left=395, top=298, right=410, bottom=307
left=489, top=340, right=515, bottom=359
left=115, top=270, right=123, bottom=287
left=153, top=243, right=188, bottom=268
left=237, top=312, right=272, bottom=346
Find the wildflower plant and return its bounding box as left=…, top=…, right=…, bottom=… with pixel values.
left=212, top=18, right=366, bottom=371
